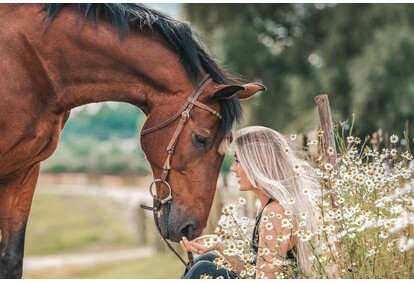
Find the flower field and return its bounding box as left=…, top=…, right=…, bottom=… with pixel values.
left=208, top=119, right=414, bottom=279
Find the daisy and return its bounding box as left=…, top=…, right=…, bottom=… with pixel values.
left=307, top=140, right=318, bottom=145
left=390, top=134, right=399, bottom=144
left=300, top=211, right=309, bottom=219
left=379, top=231, right=389, bottom=239
left=265, top=222, right=274, bottom=230
left=267, top=212, right=276, bottom=218
left=281, top=218, right=292, bottom=228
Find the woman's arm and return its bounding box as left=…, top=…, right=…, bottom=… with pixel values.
left=256, top=202, right=294, bottom=279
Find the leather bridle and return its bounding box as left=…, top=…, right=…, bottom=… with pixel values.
left=140, top=73, right=221, bottom=270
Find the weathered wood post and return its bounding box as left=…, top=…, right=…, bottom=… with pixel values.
left=315, top=94, right=337, bottom=208
left=136, top=205, right=147, bottom=244
left=315, top=94, right=337, bottom=164
left=137, top=203, right=166, bottom=253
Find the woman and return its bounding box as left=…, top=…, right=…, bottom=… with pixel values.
left=180, top=126, right=320, bottom=279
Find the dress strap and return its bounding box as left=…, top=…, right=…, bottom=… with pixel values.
left=256, top=198, right=274, bottom=220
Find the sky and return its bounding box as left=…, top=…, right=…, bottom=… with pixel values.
left=146, top=3, right=183, bottom=19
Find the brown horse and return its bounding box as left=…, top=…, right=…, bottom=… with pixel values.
left=0, top=4, right=265, bottom=278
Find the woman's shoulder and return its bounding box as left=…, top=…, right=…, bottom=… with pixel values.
left=263, top=199, right=285, bottom=216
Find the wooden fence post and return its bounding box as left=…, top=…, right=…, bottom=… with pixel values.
left=314, top=94, right=337, bottom=164
left=136, top=205, right=147, bottom=244
left=137, top=203, right=166, bottom=253
left=314, top=94, right=337, bottom=208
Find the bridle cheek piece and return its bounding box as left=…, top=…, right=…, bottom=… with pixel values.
left=139, top=74, right=221, bottom=270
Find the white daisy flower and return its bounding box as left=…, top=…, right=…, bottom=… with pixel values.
left=324, top=163, right=333, bottom=171
left=390, top=134, right=399, bottom=144
left=267, top=212, right=276, bottom=218
left=300, top=211, right=309, bottom=219
left=281, top=218, right=292, bottom=228
left=347, top=136, right=355, bottom=143
left=293, top=164, right=300, bottom=172
left=265, top=222, right=274, bottom=230
left=379, top=231, right=389, bottom=239
left=307, top=140, right=318, bottom=145
left=239, top=197, right=246, bottom=205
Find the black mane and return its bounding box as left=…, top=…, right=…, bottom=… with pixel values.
left=43, top=3, right=243, bottom=138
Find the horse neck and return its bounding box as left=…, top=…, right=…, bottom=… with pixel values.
left=26, top=5, right=192, bottom=115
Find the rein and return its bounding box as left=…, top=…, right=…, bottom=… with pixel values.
left=140, top=73, right=220, bottom=271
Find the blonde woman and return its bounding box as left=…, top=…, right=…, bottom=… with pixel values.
left=180, top=126, right=320, bottom=279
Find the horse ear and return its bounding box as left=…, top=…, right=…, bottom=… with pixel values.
left=236, top=83, right=267, bottom=100
left=210, top=85, right=245, bottom=100
left=210, top=83, right=266, bottom=100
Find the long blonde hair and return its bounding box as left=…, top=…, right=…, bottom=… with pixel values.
left=234, top=126, right=319, bottom=276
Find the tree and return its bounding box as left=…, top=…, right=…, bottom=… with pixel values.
left=183, top=4, right=414, bottom=138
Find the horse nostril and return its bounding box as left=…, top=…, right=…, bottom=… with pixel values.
left=180, top=222, right=197, bottom=239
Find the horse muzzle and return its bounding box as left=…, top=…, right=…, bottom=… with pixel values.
left=160, top=204, right=200, bottom=242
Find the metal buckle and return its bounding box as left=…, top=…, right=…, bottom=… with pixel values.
left=181, top=111, right=190, bottom=119
left=149, top=179, right=173, bottom=204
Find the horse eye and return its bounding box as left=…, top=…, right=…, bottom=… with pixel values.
left=193, top=134, right=208, bottom=148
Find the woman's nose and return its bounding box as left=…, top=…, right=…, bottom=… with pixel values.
left=230, top=162, right=236, bottom=172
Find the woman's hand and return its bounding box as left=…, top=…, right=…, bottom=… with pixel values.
left=180, top=235, right=223, bottom=255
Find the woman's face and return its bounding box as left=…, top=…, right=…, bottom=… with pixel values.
left=230, top=152, right=255, bottom=192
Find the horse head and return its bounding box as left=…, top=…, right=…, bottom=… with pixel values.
left=140, top=78, right=265, bottom=242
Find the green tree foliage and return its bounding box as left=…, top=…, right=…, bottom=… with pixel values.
left=62, top=102, right=142, bottom=140
left=183, top=3, right=414, bottom=137
left=42, top=103, right=150, bottom=174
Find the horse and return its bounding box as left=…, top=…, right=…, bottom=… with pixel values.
left=0, top=4, right=265, bottom=278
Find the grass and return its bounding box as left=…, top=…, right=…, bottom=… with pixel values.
left=23, top=253, right=185, bottom=279
left=25, top=190, right=139, bottom=255
left=23, top=184, right=184, bottom=278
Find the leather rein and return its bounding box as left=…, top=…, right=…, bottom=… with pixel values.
left=139, top=74, right=220, bottom=270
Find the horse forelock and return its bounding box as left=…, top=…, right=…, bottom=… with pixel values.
left=218, top=131, right=233, bottom=155
left=42, top=3, right=243, bottom=139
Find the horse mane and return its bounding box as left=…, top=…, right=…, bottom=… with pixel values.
left=43, top=3, right=243, bottom=138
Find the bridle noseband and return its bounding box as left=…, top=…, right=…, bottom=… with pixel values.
left=140, top=73, right=221, bottom=270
